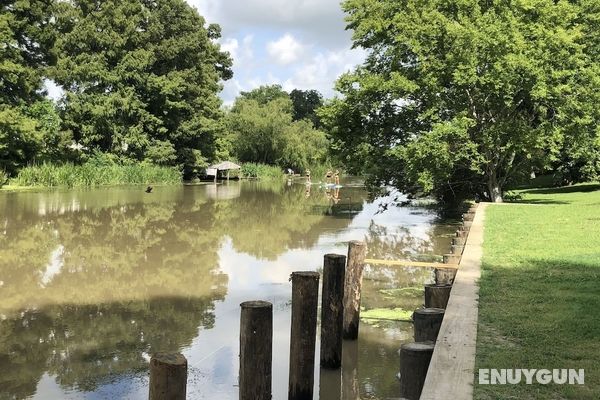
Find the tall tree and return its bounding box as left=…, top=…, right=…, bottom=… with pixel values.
left=53, top=0, right=232, bottom=177
left=238, top=84, right=289, bottom=106
left=321, top=0, right=600, bottom=202
left=289, top=89, right=323, bottom=128
left=227, top=93, right=328, bottom=171
left=0, top=0, right=58, bottom=174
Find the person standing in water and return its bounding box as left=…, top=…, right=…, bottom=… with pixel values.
left=305, top=169, right=311, bottom=184
left=334, top=170, right=340, bottom=185
left=325, top=169, right=333, bottom=184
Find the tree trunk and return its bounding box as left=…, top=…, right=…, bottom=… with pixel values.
left=487, top=174, right=503, bottom=203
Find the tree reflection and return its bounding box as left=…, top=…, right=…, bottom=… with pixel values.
left=0, top=182, right=364, bottom=398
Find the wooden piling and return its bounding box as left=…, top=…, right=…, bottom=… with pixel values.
left=424, top=284, right=452, bottom=309
left=451, top=244, right=464, bottom=255
left=289, top=271, right=320, bottom=400
left=413, top=308, right=445, bottom=342
left=456, top=229, right=468, bottom=238
left=452, top=236, right=466, bottom=246
left=240, top=301, right=272, bottom=400
left=343, top=241, right=367, bottom=340
left=434, top=267, right=457, bottom=285
left=149, top=353, right=187, bottom=400
left=443, top=253, right=461, bottom=264
left=320, top=254, right=346, bottom=369
left=398, top=342, right=435, bottom=400
left=463, top=213, right=475, bottom=222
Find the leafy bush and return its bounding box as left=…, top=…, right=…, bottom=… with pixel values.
left=240, top=163, right=284, bottom=181
left=0, top=170, right=8, bottom=188
left=12, top=162, right=181, bottom=188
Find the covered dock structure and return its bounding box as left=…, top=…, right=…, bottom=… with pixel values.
left=206, top=161, right=241, bottom=182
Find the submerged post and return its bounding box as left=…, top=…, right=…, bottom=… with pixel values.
left=443, top=253, right=461, bottom=265
left=424, top=284, right=453, bottom=309
left=343, top=241, right=367, bottom=340
left=320, top=254, right=346, bottom=369
left=413, top=308, right=445, bottom=342
left=149, top=353, right=187, bottom=400
left=434, top=267, right=457, bottom=285
left=399, top=342, right=435, bottom=400
left=240, top=301, right=273, bottom=400
left=289, top=271, right=320, bottom=400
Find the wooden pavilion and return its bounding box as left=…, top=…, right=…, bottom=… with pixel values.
left=206, top=161, right=241, bottom=182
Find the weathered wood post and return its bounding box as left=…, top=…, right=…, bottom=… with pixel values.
left=398, top=342, right=435, bottom=400
left=343, top=241, right=367, bottom=340
left=320, top=254, right=346, bottom=369
left=149, top=353, right=187, bottom=400
left=452, top=236, right=466, bottom=246
left=240, top=301, right=272, bottom=400
left=424, top=284, right=453, bottom=309
left=443, top=253, right=461, bottom=265
left=451, top=244, right=464, bottom=255
left=463, top=212, right=475, bottom=222
left=289, top=271, right=320, bottom=400
left=413, top=308, right=445, bottom=342
left=434, top=267, right=457, bottom=285
left=456, top=229, right=468, bottom=239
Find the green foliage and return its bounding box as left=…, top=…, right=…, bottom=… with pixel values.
left=238, top=84, right=289, bottom=105
left=12, top=160, right=181, bottom=188
left=0, top=170, right=8, bottom=188
left=0, top=1, right=60, bottom=174
left=289, top=89, right=323, bottom=128
left=239, top=163, right=284, bottom=180
left=322, top=0, right=600, bottom=203
left=52, top=0, right=232, bottom=178
left=227, top=90, right=329, bottom=172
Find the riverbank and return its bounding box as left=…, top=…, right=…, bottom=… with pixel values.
left=0, top=162, right=300, bottom=190
left=475, top=184, right=600, bottom=399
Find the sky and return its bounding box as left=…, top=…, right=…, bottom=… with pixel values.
left=45, top=0, right=365, bottom=105
left=187, top=0, right=365, bottom=104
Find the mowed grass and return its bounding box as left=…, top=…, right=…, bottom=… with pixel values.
left=475, top=184, right=600, bottom=400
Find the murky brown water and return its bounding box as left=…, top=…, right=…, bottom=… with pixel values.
left=0, top=179, right=457, bottom=399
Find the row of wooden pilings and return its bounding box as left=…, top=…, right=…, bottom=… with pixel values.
left=148, top=241, right=368, bottom=400
left=398, top=203, right=479, bottom=400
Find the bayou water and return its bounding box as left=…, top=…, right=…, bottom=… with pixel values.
left=0, top=179, right=457, bottom=399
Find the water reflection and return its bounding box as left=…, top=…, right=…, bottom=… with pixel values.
left=0, top=181, right=456, bottom=399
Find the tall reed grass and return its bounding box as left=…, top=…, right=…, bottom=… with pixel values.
left=12, top=162, right=182, bottom=188
left=240, top=163, right=285, bottom=180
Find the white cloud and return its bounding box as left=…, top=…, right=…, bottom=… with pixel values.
left=266, top=34, right=306, bottom=66
left=282, top=47, right=366, bottom=97
left=185, top=0, right=366, bottom=103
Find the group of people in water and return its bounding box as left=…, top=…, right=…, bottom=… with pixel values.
left=304, top=169, right=340, bottom=185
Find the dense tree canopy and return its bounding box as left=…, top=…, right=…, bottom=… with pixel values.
left=0, top=0, right=59, bottom=174
left=51, top=0, right=232, bottom=177
left=225, top=90, right=328, bottom=171
left=289, top=89, right=323, bottom=128
left=321, top=0, right=600, bottom=202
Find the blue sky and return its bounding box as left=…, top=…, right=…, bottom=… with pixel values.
left=188, top=0, right=365, bottom=104
left=46, top=0, right=365, bottom=105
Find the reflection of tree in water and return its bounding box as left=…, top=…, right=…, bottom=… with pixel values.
left=0, top=182, right=366, bottom=398
left=0, top=298, right=218, bottom=399
left=365, top=218, right=455, bottom=261
left=217, top=183, right=366, bottom=260
left=0, top=195, right=227, bottom=399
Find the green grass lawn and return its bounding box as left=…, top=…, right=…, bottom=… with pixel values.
left=475, top=184, right=600, bottom=400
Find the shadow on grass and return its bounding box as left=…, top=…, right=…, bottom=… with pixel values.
left=477, top=258, right=600, bottom=399
left=507, top=198, right=570, bottom=205
left=520, top=183, right=600, bottom=195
